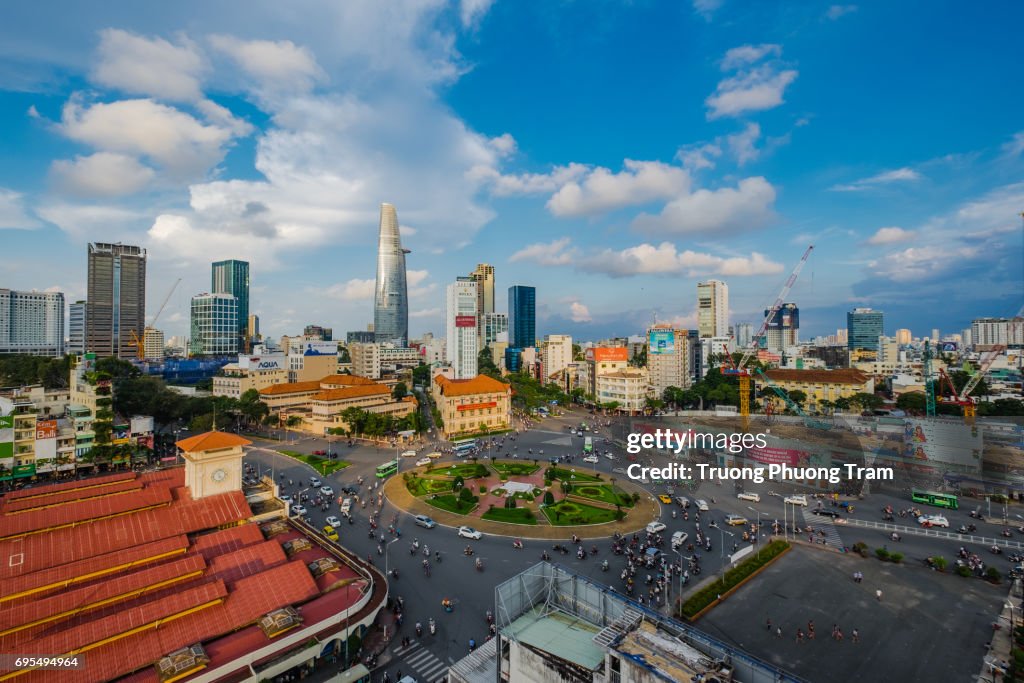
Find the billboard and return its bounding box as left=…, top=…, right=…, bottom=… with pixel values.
left=745, top=445, right=811, bottom=467
left=939, top=342, right=958, bottom=352
left=243, top=355, right=285, bottom=370
left=35, top=419, right=58, bottom=440
left=649, top=330, right=675, bottom=355
left=903, top=419, right=982, bottom=471
left=113, top=424, right=131, bottom=445
left=303, top=341, right=338, bottom=356
left=130, top=416, right=154, bottom=434
left=586, top=347, right=629, bottom=362
left=455, top=315, right=476, bottom=328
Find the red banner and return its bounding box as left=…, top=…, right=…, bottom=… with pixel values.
left=746, top=445, right=807, bottom=466
left=35, top=419, right=58, bottom=440
left=457, top=402, right=497, bottom=411
left=455, top=315, right=476, bottom=328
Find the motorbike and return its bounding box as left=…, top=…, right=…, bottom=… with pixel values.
left=436, top=551, right=442, bottom=563
left=464, top=547, right=474, bottom=556
left=476, top=558, right=484, bottom=572
left=601, top=560, right=609, bottom=571
left=486, top=610, right=493, bottom=624
left=469, top=639, right=476, bottom=653
left=429, top=618, right=436, bottom=635
left=513, top=539, right=524, bottom=549
left=991, top=545, right=1003, bottom=555
left=390, top=568, right=399, bottom=580
left=416, top=622, right=423, bottom=637
left=590, top=546, right=598, bottom=555
left=958, top=526, right=969, bottom=534
left=541, top=551, right=550, bottom=561
left=577, top=547, right=586, bottom=560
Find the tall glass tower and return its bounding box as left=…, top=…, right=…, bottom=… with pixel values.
left=508, top=285, right=536, bottom=349
left=374, top=203, right=409, bottom=346
left=212, top=259, right=249, bottom=351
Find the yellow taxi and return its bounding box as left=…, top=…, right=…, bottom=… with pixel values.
left=322, top=525, right=339, bottom=541
left=658, top=494, right=673, bottom=505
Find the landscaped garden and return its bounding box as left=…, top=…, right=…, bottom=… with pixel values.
left=404, top=474, right=455, bottom=497
left=277, top=449, right=350, bottom=475
left=481, top=506, right=537, bottom=524
left=425, top=491, right=479, bottom=515
left=542, top=499, right=621, bottom=525
left=490, top=460, right=541, bottom=477
left=431, top=463, right=490, bottom=479
left=545, top=466, right=602, bottom=483
left=568, top=483, right=635, bottom=507
left=679, top=540, right=790, bottom=619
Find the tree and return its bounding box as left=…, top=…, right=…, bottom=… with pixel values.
left=895, top=392, right=928, bottom=414
left=459, top=487, right=475, bottom=503
left=412, top=363, right=431, bottom=387
left=630, top=346, right=647, bottom=368
left=543, top=491, right=554, bottom=505
left=788, top=390, right=807, bottom=410
left=504, top=495, right=517, bottom=509
left=392, top=382, right=409, bottom=400
left=338, top=346, right=351, bottom=363
left=478, top=346, right=502, bottom=379
left=453, top=475, right=465, bottom=491
left=572, top=344, right=584, bottom=361
left=238, top=389, right=269, bottom=427
left=479, top=422, right=489, bottom=435
left=849, top=392, right=883, bottom=412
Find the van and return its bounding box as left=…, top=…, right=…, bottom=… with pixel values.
left=695, top=499, right=710, bottom=512
left=402, top=450, right=417, bottom=458
left=737, top=492, right=760, bottom=503
left=675, top=496, right=691, bottom=509
left=339, top=498, right=353, bottom=517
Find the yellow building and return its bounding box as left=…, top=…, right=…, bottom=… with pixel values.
left=432, top=374, right=512, bottom=438
left=213, top=364, right=289, bottom=399
left=259, top=374, right=415, bottom=434
left=755, top=368, right=874, bottom=413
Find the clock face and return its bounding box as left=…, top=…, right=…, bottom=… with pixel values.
left=211, top=468, right=227, bottom=483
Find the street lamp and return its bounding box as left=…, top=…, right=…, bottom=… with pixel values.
left=709, top=522, right=734, bottom=586
left=672, top=547, right=686, bottom=614
left=383, top=536, right=401, bottom=577
left=747, top=506, right=764, bottom=559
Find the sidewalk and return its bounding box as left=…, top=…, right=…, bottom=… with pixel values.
left=979, top=580, right=1019, bottom=682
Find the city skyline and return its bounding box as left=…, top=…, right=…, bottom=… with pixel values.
left=0, top=2, right=1022, bottom=343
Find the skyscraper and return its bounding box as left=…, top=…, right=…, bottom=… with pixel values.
left=374, top=203, right=409, bottom=346
left=190, top=293, right=239, bottom=356
left=647, top=325, right=690, bottom=395
left=734, top=322, right=753, bottom=349
left=697, top=280, right=728, bottom=338
left=508, top=285, right=536, bottom=349
left=212, top=260, right=250, bottom=351
left=764, top=303, right=799, bottom=352
left=470, top=263, right=495, bottom=346
left=446, top=278, right=478, bottom=379
left=0, top=289, right=65, bottom=357
left=894, top=328, right=912, bottom=345
left=86, top=243, right=146, bottom=358
left=847, top=308, right=884, bottom=351
left=68, top=300, right=86, bottom=354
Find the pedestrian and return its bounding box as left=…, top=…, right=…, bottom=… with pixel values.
left=807, top=621, right=815, bottom=640
left=766, top=617, right=772, bottom=631
left=875, top=589, right=882, bottom=602
left=836, top=628, right=844, bottom=642
left=776, top=626, right=782, bottom=639
left=796, top=628, right=804, bottom=644
left=852, top=628, right=859, bottom=643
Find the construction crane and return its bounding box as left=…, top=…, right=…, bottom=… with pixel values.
left=755, top=368, right=831, bottom=430
left=131, top=278, right=182, bottom=360
left=723, top=245, right=814, bottom=430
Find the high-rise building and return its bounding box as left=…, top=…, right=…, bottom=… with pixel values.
left=847, top=308, right=884, bottom=351
left=508, top=285, right=536, bottom=349
left=142, top=327, right=164, bottom=360
left=212, top=259, right=250, bottom=351
left=469, top=263, right=495, bottom=346
left=86, top=242, right=146, bottom=358
left=542, top=334, right=573, bottom=381
left=303, top=324, right=333, bottom=341
left=248, top=314, right=260, bottom=342
left=483, top=312, right=508, bottom=347
left=0, top=289, right=65, bottom=357
left=68, top=300, right=86, bottom=355
left=697, top=280, right=728, bottom=338
left=931, top=328, right=940, bottom=343
left=189, top=293, right=239, bottom=356
left=764, top=303, right=799, bottom=352
left=971, top=317, right=1024, bottom=350
left=895, top=328, right=912, bottom=345
left=734, top=322, right=753, bottom=349
left=646, top=326, right=690, bottom=395
left=446, top=278, right=478, bottom=379
left=374, top=203, right=409, bottom=346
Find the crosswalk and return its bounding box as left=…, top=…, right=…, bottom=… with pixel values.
left=800, top=512, right=844, bottom=548
left=391, top=640, right=448, bottom=683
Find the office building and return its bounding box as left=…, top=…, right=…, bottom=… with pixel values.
left=347, top=330, right=376, bottom=344
left=68, top=300, right=86, bottom=354
left=764, top=303, right=799, bottom=352
left=972, top=317, right=1024, bottom=350
left=373, top=203, right=409, bottom=346
left=213, top=353, right=288, bottom=398
left=0, top=289, right=65, bottom=357
left=248, top=313, right=260, bottom=343
left=895, top=328, right=912, bottom=345
left=483, top=312, right=508, bottom=347
left=211, top=259, right=250, bottom=351
left=303, top=324, right=333, bottom=341
left=86, top=242, right=146, bottom=358
left=699, top=336, right=732, bottom=377
left=734, top=322, right=753, bottom=349
left=349, top=342, right=421, bottom=380
left=697, top=279, right=728, bottom=338
left=432, top=374, right=512, bottom=438
left=508, top=285, right=536, bottom=349
left=469, top=263, right=495, bottom=346
left=542, top=334, right=573, bottom=382
left=142, top=326, right=164, bottom=360
left=847, top=308, right=884, bottom=352
left=189, top=293, right=239, bottom=356
left=446, top=278, right=479, bottom=379
left=646, top=326, right=690, bottom=395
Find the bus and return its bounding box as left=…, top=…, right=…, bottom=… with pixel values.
left=376, top=460, right=399, bottom=478
left=584, top=437, right=594, bottom=454
left=911, top=489, right=959, bottom=510
left=453, top=439, right=478, bottom=456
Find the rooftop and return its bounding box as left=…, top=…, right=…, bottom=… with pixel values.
left=259, top=380, right=322, bottom=396
left=319, top=374, right=378, bottom=387
left=503, top=606, right=605, bottom=670
left=311, top=384, right=391, bottom=402
left=176, top=430, right=252, bottom=452
left=434, top=374, right=511, bottom=397
left=761, top=368, right=870, bottom=385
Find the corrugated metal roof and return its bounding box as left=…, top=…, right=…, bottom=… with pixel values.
left=2, top=479, right=145, bottom=514
left=2, top=472, right=136, bottom=502
left=191, top=524, right=265, bottom=560
left=0, top=486, right=172, bottom=539
left=207, top=540, right=286, bottom=585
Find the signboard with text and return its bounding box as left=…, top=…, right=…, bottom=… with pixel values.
left=648, top=330, right=675, bottom=355
left=455, top=315, right=476, bottom=328
left=303, top=341, right=338, bottom=356
left=585, top=347, right=629, bottom=362
left=35, top=419, right=58, bottom=440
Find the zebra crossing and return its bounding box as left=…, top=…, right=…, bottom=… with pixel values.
left=800, top=511, right=844, bottom=548
left=390, top=640, right=448, bottom=683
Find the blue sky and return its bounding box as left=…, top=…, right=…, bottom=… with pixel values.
left=1, top=0, right=1022, bottom=343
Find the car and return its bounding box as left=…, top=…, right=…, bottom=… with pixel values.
left=426, top=452, right=443, bottom=459
left=737, top=492, right=760, bottom=502
left=583, top=455, right=599, bottom=463
left=341, top=484, right=359, bottom=495
left=322, top=525, right=339, bottom=541
left=658, top=494, right=673, bottom=505
left=458, top=526, right=482, bottom=540
left=784, top=495, right=808, bottom=506
left=646, top=521, right=667, bottom=534
left=415, top=515, right=436, bottom=529
left=313, top=449, right=327, bottom=456
left=675, top=496, right=690, bottom=508
left=671, top=531, right=689, bottom=548
left=309, top=476, right=322, bottom=488
left=725, top=514, right=748, bottom=526
left=415, top=457, right=432, bottom=467
left=918, top=514, right=949, bottom=528
left=325, top=515, right=342, bottom=528
left=320, top=485, right=334, bottom=497
left=813, top=508, right=842, bottom=519
left=604, top=452, right=615, bottom=460
left=280, top=494, right=293, bottom=503
left=290, top=504, right=307, bottom=516
left=571, top=430, right=578, bottom=436
left=612, top=467, right=627, bottom=474
left=695, top=499, right=710, bottom=512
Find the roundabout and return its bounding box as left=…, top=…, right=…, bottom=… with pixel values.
left=382, top=457, right=659, bottom=539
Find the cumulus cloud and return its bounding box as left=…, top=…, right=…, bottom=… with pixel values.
left=411, top=307, right=441, bottom=318
left=1001, top=131, right=1024, bottom=158
left=546, top=160, right=690, bottom=217
left=830, top=167, right=922, bottom=191
left=325, top=278, right=375, bottom=301
left=866, top=226, right=915, bottom=245
left=692, top=0, right=724, bottom=20
left=631, top=176, right=776, bottom=235
left=37, top=202, right=146, bottom=241
left=825, top=5, right=858, bottom=20
left=706, top=65, right=798, bottom=119
left=470, top=163, right=589, bottom=196
left=51, top=152, right=156, bottom=197
left=726, top=123, right=761, bottom=166
left=509, top=237, right=578, bottom=266
left=92, top=29, right=205, bottom=102
left=461, top=0, right=496, bottom=28
left=582, top=242, right=784, bottom=278
left=720, top=44, right=781, bottom=70
left=0, top=188, right=40, bottom=229
left=676, top=142, right=722, bottom=171
left=208, top=35, right=325, bottom=93
left=867, top=245, right=979, bottom=283
left=569, top=301, right=592, bottom=323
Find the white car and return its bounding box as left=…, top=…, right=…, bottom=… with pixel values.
left=309, top=476, right=322, bottom=488
left=604, top=452, right=615, bottom=460
left=458, top=526, right=482, bottom=540
left=583, top=455, right=599, bottom=463
left=571, top=430, right=578, bottom=436
left=280, top=494, right=293, bottom=503
left=918, top=514, right=949, bottom=528
left=320, top=485, right=334, bottom=497
left=290, top=504, right=307, bottom=516
left=737, top=492, right=760, bottom=502
left=784, top=495, right=808, bottom=507
left=671, top=531, right=689, bottom=548
left=695, top=499, right=710, bottom=512
left=646, top=521, right=667, bottom=534
left=325, top=515, right=342, bottom=528
left=416, top=457, right=432, bottom=467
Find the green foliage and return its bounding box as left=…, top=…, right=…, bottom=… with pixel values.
left=504, top=495, right=517, bottom=509
left=788, top=390, right=807, bottom=408
left=425, top=493, right=477, bottom=515
left=412, top=362, right=431, bottom=387
left=680, top=541, right=790, bottom=619
left=479, top=485, right=488, bottom=494
left=0, top=354, right=75, bottom=389
left=491, top=460, right=540, bottom=476
left=956, top=565, right=973, bottom=577
left=929, top=556, right=948, bottom=571
left=896, top=392, right=927, bottom=414
left=477, top=346, right=502, bottom=379
left=392, top=382, right=408, bottom=400
left=875, top=548, right=890, bottom=561
left=889, top=552, right=903, bottom=564
left=481, top=507, right=537, bottom=524
left=505, top=372, right=567, bottom=410
left=275, top=449, right=350, bottom=475
left=630, top=346, right=647, bottom=368
left=459, top=486, right=476, bottom=503
left=986, top=566, right=1002, bottom=583
left=452, top=475, right=465, bottom=490
left=542, top=500, right=620, bottom=525
left=339, top=404, right=423, bottom=437
left=543, top=491, right=554, bottom=505
left=852, top=542, right=869, bottom=557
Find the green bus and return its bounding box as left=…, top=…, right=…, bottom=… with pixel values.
left=584, top=437, right=594, bottom=454
left=376, top=460, right=399, bottom=478
left=910, top=490, right=958, bottom=510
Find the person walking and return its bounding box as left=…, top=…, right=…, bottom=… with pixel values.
left=776, top=626, right=783, bottom=639
left=807, top=621, right=815, bottom=640
left=852, top=628, right=859, bottom=643
left=766, top=617, right=772, bottom=631
left=875, top=589, right=883, bottom=602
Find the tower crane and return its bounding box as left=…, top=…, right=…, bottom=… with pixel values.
left=722, top=245, right=814, bottom=430
left=131, top=278, right=182, bottom=360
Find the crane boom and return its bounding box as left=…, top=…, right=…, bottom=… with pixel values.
left=150, top=277, right=181, bottom=327
left=961, top=303, right=1024, bottom=399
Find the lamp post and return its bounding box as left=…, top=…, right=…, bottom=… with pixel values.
left=672, top=547, right=686, bottom=615
left=709, top=522, right=734, bottom=587
left=747, top=506, right=764, bottom=558
left=383, top=536, right=400, bottom=577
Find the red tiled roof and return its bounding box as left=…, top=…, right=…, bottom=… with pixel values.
left=310, top=384, right=391, bottom=402
left=319, top=374, right=378, bottom=387
left=0, top=486, right=173, bottom=540
left=176, top=430, right=252, bottom=452
left=191, top=524, right=265, bottom=561
left=2, top=472, right=136, bottom=502
left=433, top=374, right=510, bottom=397
left=761, top=368, right=870, bottom=385
left=2, top=478, right=144, bottom=514
left=258, top=381, right=321, bottom=396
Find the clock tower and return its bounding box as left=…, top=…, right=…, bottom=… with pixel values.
left=175, top=431, right=252, bottom=499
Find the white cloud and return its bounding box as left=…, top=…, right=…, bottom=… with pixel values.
left=407, top=269, right=430, bottom=287
left=208, top=35, right=324, bottom=94
left=726, top=122, right=761, bottom=166
left=546, top=160, right=691, bottom=217
left=866, top=226, right=915, bottom=245
left=825, top=5, right=858, bottom=20
left=325, top=278, right=375, bottom=301
left=509, top=237, right=578, bottom=266
left=92, top=29, right=205, bottom=102
left=471, top=163, right=589, bottom=196
left=720, top=44, right=781, bottom=70
left=569, top=301, right=592, bottom=323
left=676, top=142, right=722, bottom=170
left=489, top=133, right=517, bottom=157
left=706, top=65, right=798, bottom=119
left=37, top=202, right=146, bottom=240
left=461, top=0, right=496, bottom=28
left=51, top=152, right=155, bottom=197
left=411, top=307, right=441, bottom=318
left=1001, top=131, right=1024, bottom=158
left=867, top=245, right=979, bottom=283
left=692, top=0, right=724, bottom=20
left=631, top=176, right=776, bottom=235
left=0, top=188, right=39, bottom=229
left=830, top=167, right=922, bottom=191
left=582, top=242, right=784, bottom=278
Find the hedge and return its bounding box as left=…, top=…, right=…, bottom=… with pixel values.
left=679, top=540, right=790, bottom=619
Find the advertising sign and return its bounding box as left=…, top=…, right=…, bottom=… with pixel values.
left=130, top=416, right=154, bottom=435
left=939, top=342, right=958, bottom=352
left=455, top=315, right=476, bottom=328
left=35, top=419, right=58, bottom=440
left=244, top=355, right=285, bottom=370
left=136, top=434, right=154, bottom=450
left=648, top=330, right=675, bottom=355
left=745, top=445, right=811, bottom=466
left=303, top=341, right=338, bottom=356
left=903, top=419, right=982, bottom=471
left=585, top=347, right=629, bottom=362
left=113, top=424, right=131, bottom=445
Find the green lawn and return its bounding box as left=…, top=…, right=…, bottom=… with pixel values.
left=490, top=460, right=541, bottom=476
left=424, top=494, right=477, bottom=515
left=546, top=466, right=602, bottom=483
left=405, top=476, right=455, bottom=497
left=276, top=449, right=350, bottom=475
left=569, top=483, right=634, bottom=507
left=436, top=463, right=490, bottom=479
left=542, top=500, right=620, bottom=525
left=481, top=507, right=537, bottom=525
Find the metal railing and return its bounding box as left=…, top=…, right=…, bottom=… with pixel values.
left=839, top=518, right=1024, bottom=550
